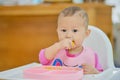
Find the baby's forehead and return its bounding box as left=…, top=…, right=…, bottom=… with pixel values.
left=58, top=18, right=86, bottom=29
left=57, top=23, right=85, bottom=30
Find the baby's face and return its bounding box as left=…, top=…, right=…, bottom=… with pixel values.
left=57, top=14, right=89, bottom=47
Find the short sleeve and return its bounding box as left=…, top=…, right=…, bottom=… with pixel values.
left=39, top=49, right=52, bottom=65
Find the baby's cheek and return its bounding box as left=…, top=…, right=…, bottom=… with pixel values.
left=59, top=37, right=66, bottom=41
left=75, top=40, right=83, bottom=46
left=58, top=34, right=66, bottom=40
left=58, top=36, right=64, bottom=40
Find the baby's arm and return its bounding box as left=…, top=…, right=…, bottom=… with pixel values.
left=43, top=39, right=75, bottom=60
left=39, top=43, right=61, bottom=65
left=82, top=53, right=103, bottom=74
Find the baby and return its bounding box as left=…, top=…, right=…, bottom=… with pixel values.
left=39, top=6, right=103, bottom=74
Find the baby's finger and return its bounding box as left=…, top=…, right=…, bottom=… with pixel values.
left=81, top=63, right=87, bottom=66
left=65, top=42, right=72, bottom=49
left=68, top=42, right=73, bottom=49
left=83, top=68, right=88, bottom=74
left=66, top=40, right=73, bottom=49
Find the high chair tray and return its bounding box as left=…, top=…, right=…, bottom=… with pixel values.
left=23, top=66, right=83, bottom=80
left=0, top=63, right=119, bottom=80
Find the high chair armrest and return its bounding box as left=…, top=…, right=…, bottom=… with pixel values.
left=83, top=68, right=120, bottom=80
left=83, top=68, right=111, bottom=80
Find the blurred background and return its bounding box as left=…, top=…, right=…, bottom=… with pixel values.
left=0, top=0, right=120, bottom=71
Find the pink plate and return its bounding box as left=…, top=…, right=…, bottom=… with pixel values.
left=23, top=66, right=83, bottom=80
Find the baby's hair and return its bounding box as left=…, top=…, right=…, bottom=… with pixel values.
left=59, top=6, right=89, bottom=28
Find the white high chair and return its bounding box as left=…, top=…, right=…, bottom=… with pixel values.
left=83, top=25, right=115, bottom=70
left=83, top=25, right=115, bottom=80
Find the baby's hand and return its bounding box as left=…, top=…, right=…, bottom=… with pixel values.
left=58, top=39, right=75, bottom=50
left=81, top=64, right=99, bottom=74
left=44, top=39, right=76, bottom=60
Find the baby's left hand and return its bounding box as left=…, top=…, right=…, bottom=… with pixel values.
left=81, top=64, right=99, bottom=74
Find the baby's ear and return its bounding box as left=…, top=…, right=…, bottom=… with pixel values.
left=85, top=29, right=91, bottom=37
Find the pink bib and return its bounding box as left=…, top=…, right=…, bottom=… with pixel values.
left=51, top=47, right=95, bottom=68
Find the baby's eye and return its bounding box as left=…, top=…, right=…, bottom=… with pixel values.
left=61, top=29, right=67, bottom=32
left=73, top=29, right=78, bottom=32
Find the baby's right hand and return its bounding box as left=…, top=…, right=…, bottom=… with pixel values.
left=58, top=39, right=75, bottom=50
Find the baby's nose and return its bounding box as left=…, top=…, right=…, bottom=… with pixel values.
left=66, top=31, right=72, bottom=38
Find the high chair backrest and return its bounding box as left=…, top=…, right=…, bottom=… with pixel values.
left=83, top=25, right=115, bottom=70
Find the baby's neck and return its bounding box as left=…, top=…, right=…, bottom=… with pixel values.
left=68, top=46, right=83, bottom=54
